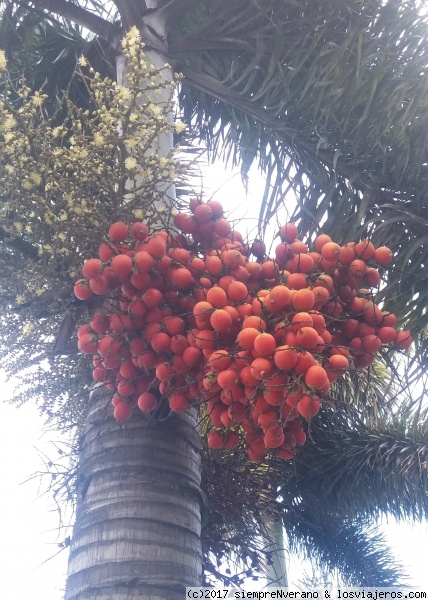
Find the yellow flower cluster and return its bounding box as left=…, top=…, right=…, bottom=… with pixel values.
left=0, top=50, right=6, bottom=71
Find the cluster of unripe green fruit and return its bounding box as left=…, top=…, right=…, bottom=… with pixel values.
left=74, top=199, right=411, bottom=461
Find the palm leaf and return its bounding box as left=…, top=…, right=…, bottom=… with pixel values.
left=285, top=516, right=404, bottom=587
left=278, top=407, right=428, bottom=583
left=282, top=409, right=428, bottom=525
left=1, top=6, right=116, bottom=113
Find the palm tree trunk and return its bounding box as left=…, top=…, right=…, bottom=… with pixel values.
left=65, top=387, right=202, bottom=600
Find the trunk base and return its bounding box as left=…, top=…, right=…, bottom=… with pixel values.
left=65, top=389, right=202, bottom=600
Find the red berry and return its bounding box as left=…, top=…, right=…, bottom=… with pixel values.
left=169, top=393, right=189, bottom=412
left=130, top=221, right=149, bottom=241
left=111, top=254, right=133, bottom=280
left=109, top=221, right=129, bottom=242
left=74, top=279, right=93, bottom=300
left=82, top=258, right=103, bottom=279
left=138, top=392, right=157, bottom=412
left=279, top=223, right=298, bottom=243
left=253, top=333, right=276, bottom=357
left=207, top=431, right=224, bottom=449
left=305, top=365, right=328, bottom=389
left=114, top=402, right=133, bottom=421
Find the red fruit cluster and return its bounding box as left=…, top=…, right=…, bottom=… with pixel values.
left=74, top=200, right=412, bottom=462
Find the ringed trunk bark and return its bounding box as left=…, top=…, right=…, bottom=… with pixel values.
left=65, top=388, right=202, bottom=600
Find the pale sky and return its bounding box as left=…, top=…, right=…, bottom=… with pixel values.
left=0, top=161, right=427, bottom=599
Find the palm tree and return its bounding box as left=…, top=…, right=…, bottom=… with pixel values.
left=1, top=0, right=428, bottom=596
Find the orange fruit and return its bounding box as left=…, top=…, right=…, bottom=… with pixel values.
left=182, top=346, right=202, bottom=367
left=280, top=222, right=299, bottom=243
left=305, top=365, right=328, bottom=389
left=214, top=218, right=231, bottom=237
left=194, top=203, right=213, bottom=223
left=287, top=273, right=307, bottom=290
left=290, top=253, right=314, bottom=273
left=210, top=309, right=233, bottom=332
left=294, top=351, right=317, bottom=374
left=237, top=327, right=259, bottom=350
left=82, top=258, right=103, bottom=279
left=292, top=312, right=313, bottom=331
left=222, top=249, right=243, bottom=269
left=355, top=240, right=375, bottom=260
left=365, top=267, right=381, bottom=286
left=262, top=260, right=276, bottom=279
left=297, top=395, right=321, bottom=419
left=142, top=288, right=163, bottom=309
left=361, top=334, right=382, bottom=353
left=296, top=327, right=319, bottom=349
left=292, top=288, right=315, bottom=311
left=205, top=255, right=223, bottom=275
left=207, top=431, right=224, bottom=449
left=206, top=286, right=227, bottom=308
left=146, top=236, right=166, bottom=259
left=130, top=221, right=149, bottom=241
left=328, top=354, right=349, bottom=373
left=267, top=285, right=290, bottom=310
left=274, top=345, right=298, bottom=371
left=111, top=254, right=133, bottom=280
left=339, top=245, right=356, bottom=265
left=374, top=246, right=393, bottom=265
left=74, top=279, right=93, bottom=300
left=217, top=369, right=240, bottom=390
left=253, top=333, right=276, bottom=357
left=349, top=259, right=367, bottom=278
left=99, top=243, right=117, bottom=262
left=169, top=393, right=189, bottom=412
left=227, top=281, right=248, bottom=302
left=314, top=234, right=332, bottom=252
left=395, top=330, right=412, bottom=349
left=321, top=242, right=341, bottom=262
left=378, top=327, right=397, bottom=343
left=251, top=357, right=274, bottom=380
left=171, top=267, right=192, bottom=289
left=290, top=240, right=308, bottom=254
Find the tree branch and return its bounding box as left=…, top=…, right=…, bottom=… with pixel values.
left=156, top=0, right=203, bottom=33
left=112, top=0, right=143, bottom=30
left=0, top=226, right=39, bottom=259
left=29, top=0, right=119, bottom=41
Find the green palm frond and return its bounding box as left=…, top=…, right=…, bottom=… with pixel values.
left=173, top=0, right=428, bottom=203
left=285, top=515, right=404, bottom=587
left=1, top=6, right=116, bottom=112
left=278, top=407, right=428, bottom=583
left=281, top=410, right=428, bottom=525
